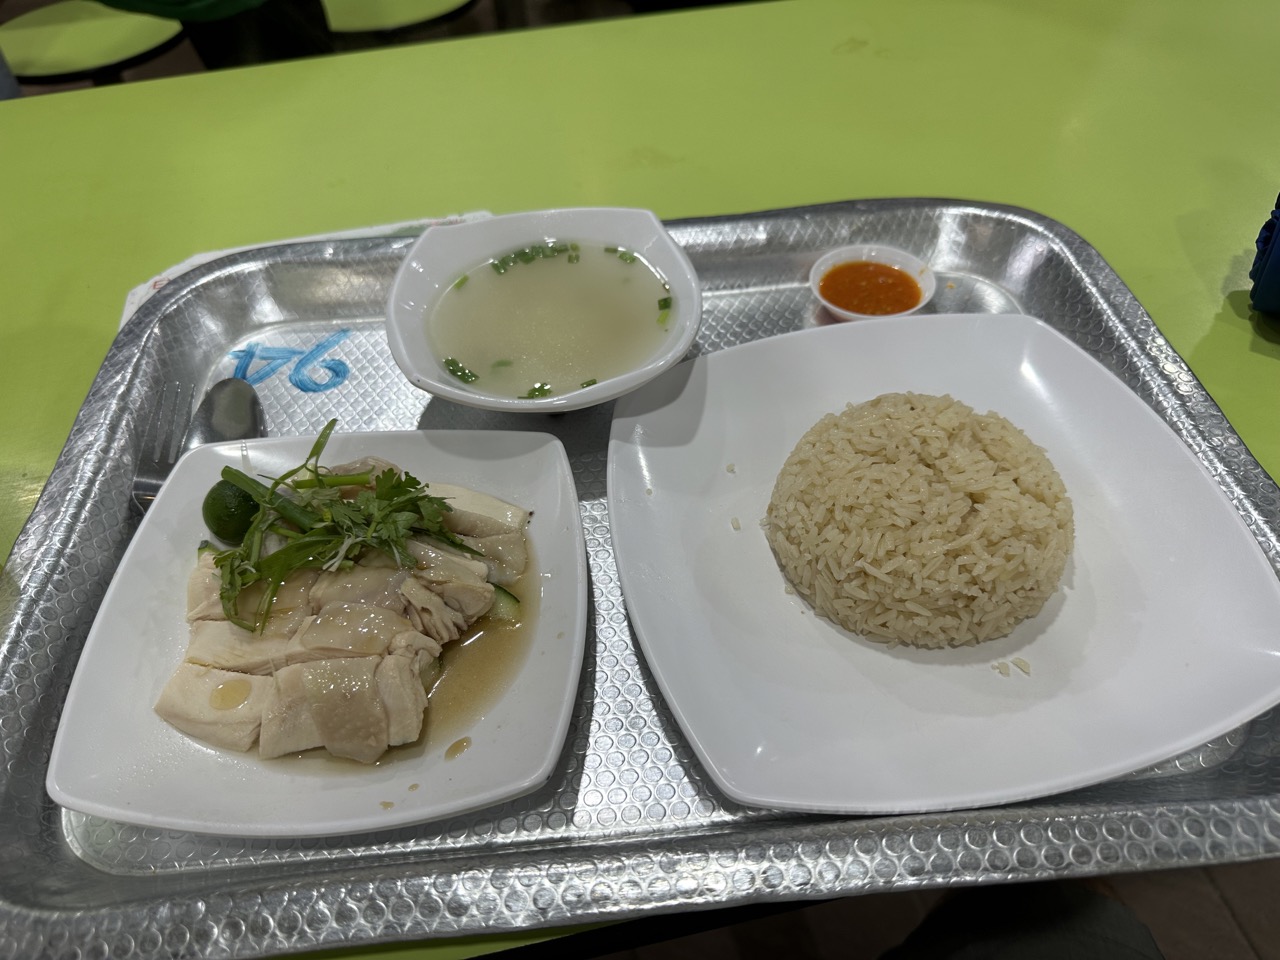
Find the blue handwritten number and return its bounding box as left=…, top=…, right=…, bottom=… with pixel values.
left=229, top=345, right=299, bottom=385
left=229, top=329, right=352, bottom=393
left=288, top=331, right=351, bottom=392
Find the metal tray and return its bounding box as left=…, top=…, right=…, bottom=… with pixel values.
left=5, top=199, right=1280, bottom=959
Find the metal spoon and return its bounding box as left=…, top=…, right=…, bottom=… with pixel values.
left=182, top=378, right=266, bottom=452
left=131, top=378, right=266, bottom=513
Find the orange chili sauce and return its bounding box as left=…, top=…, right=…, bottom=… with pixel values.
left=819, top=260, right=922, bottom=317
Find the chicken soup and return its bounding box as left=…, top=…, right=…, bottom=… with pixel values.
left=427, top=240, right=674, bottom=400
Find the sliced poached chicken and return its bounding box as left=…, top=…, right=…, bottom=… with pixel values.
left=156, top=470, right=530, bottom=763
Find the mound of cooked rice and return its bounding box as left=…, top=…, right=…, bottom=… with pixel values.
left=764, top=393, right=1073, bottom=648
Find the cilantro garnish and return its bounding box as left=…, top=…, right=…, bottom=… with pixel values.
left=212, top=419, right=472, bottom=632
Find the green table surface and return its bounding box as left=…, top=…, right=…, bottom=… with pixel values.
left=2, top=0, right=1279, bottom=954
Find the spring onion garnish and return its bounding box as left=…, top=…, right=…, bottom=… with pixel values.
left=656, top=294, right=674, bottom=329
left=211, top=420, right=472, bottom=633
left=452, top=274, right=469, bottom=289
left=605, top=245, right=639, bottom=263
left=521, top=383, right=553, bottom=399
left=488, top=241, right=581, bottom=275
left=444, top=357, right=479, bottom=383
left=580, top=378, right=598, bottom=388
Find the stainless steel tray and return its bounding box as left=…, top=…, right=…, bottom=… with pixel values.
left=5, top=199, right=1280, bottom=959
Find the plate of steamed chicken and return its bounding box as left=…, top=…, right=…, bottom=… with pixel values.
left=47, top=425, right=586, bottom=837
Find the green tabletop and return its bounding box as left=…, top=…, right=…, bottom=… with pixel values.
left=2, top=0, right=1279, bottom=953
left=4, top=0, right=1280, bottom=563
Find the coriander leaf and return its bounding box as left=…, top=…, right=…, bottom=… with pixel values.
left=211, top=423, right=480, bottom=632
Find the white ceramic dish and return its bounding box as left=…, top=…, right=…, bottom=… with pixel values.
left=608, top=314, right=1280, bottom=814
left=386, top=208, right=702, bottom=413
left=47, top=431, right=588, bottom=837
left=809, top=243, right=936, bottom=320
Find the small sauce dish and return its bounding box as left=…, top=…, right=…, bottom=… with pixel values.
left=809, top=244, right=936, bottom=321
left=386, top=208, right=701, bottom=413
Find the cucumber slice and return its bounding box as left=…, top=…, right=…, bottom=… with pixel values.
left=488, top=585, right=521, bottom=622
left=420, top=656, right=443, bottom=693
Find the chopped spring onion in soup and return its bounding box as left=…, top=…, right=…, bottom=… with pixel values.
left=428, top=240, right=673, bottom=399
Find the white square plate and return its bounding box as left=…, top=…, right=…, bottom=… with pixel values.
left=608, top=314, right=1280, bottom=814
left=47, top=431, right=587, bottom=837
